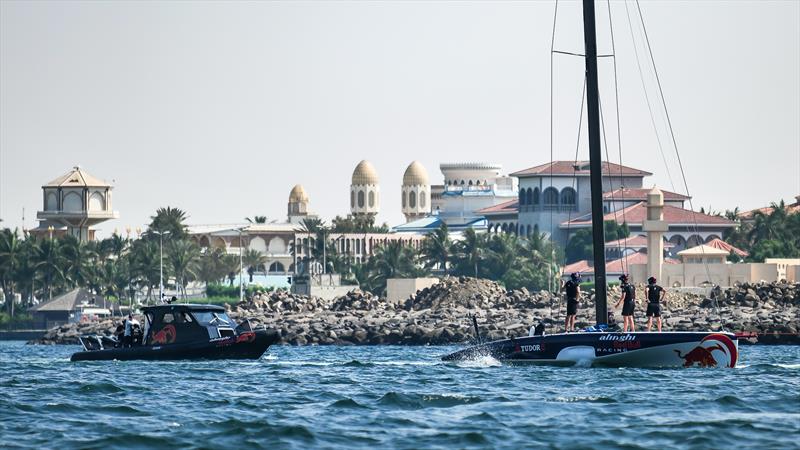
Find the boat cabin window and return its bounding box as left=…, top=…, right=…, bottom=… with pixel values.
left=191, top=311, right=234, bottom=327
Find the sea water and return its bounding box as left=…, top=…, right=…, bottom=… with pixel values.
left=1, top=342, right=798, bottom=449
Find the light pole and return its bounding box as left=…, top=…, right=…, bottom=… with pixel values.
left=237, top=227, right=245, bottom=302
left=152, top=230, right=171, bottom=302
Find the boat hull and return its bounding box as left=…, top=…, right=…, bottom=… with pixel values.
left=442, top=331, right=739, bottom=368
left=70, top=329, right=280, bottom=362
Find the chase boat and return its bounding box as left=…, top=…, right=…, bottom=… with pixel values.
left=71, top=304, right=279, bottom=362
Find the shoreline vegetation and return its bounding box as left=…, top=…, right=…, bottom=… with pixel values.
left=33, top=277, right=800, bottom=346
left=2, top=203, right=799, bottom=343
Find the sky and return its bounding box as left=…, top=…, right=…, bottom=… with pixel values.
left=1, top=0, right=798, bottom=238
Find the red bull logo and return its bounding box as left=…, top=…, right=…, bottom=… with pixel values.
left=151, top=324, right=177, bottom=345
left=674, top=334, right=738, bottom=368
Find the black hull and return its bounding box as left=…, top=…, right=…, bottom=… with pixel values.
left=442, top=331, right=739, bottom=368
left=71, top=329, right=279, bottom=362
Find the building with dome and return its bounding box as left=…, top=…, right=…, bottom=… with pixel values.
left=350, top=160, right=380, bottom=216
left=394, top=162, right=517, bottom=235
left=401, top=161, right=431, bottom=222
left=287, top=184, right=312, bottom=224
left=33, top=166, right=119, bottom=241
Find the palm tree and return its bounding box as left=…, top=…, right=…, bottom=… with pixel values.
left=149, top=207, right=189, bottom=239
left=367, top=241, right=421, bottom=294
left=486, top=233, right=520, bottom=280
left=31, top=237, right=66, bottom=300
left=130, top=239, right=162, bottom=301
left=420, top=224, right=451, bottom=274
left=168, top=239, right=200, bottom=298
left=300, top=218, right=325, bottom=234
left=60, top=235, right=99, bottom=290
left=452, top=228, right=488, bottom=278
left=0, top=229, right=23, bottom=314
left=222, top=253, right=240, bottom=286
left=246, top=216, right=268, bottom=224
left=196, top=248, right=227, bottom=289
left=243, top=249, right=267, bottom=282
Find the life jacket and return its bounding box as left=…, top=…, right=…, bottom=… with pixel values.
left=622, top=283, right=635, bottom=302
left=565, top=280, right=579, bottom=299
left=647, top=284, right=663, bottom=303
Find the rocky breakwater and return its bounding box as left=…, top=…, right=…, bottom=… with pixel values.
left=31, top=279, right=800, bottom=345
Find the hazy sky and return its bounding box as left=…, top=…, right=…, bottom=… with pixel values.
left=1, top=0, right=798, bottom=238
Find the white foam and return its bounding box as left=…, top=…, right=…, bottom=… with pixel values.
left=455, top=354, right=502, bottom=368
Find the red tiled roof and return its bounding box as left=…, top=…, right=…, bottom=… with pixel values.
left=561, top=202, right=736, bottom=228
left=476, top=199, right=518, bottom=215
left=705, top=238, right=749, bottom=258
left=511, top=161, right=652, bottom=178
left=737, top=196, right=800, bottom=219
left=563, top=252, right=680, bottom=275
left=602, top=188, right=689, bottom=201
left=604, top=234, right=675, bottom=249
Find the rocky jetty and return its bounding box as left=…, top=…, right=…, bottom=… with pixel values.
left=32, top=278, right=800, bottom=346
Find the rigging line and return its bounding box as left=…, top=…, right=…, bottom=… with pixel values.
left=552, top=50, right=615, bottom=58
left=562, top=77, right=588, bottom=267
left=634, top=0, right=721, bottom=322
left=606, top=0, right=630, bottom=275
left=549, top=0, right=558, bottom=278
left=623, top=0, right=676, bottom=193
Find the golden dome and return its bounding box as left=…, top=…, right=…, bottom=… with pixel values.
left=402, top=161, right=429, bottom=186
left=289, top=184, right=309, bottom=203
left=351, top=160, right=379, bottom=185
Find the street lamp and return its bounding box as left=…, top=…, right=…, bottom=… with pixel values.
left=151, top=230, right=171, bottom=302
left=237, top=227, right=245, bottom=302
left=47, top=225, right=54, bottom=239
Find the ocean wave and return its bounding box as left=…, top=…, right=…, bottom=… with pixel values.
left=551, top=396, right=617, bottom=404
left=330, top=398, right=369, bottom=409
left=77, top=382, right=124, bottom=394
left=377, top=392, right=483, bottom=409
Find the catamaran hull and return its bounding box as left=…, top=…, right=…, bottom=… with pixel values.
left=70, top=329, right=280, bottom=362
left=442, top=332, right=738, bottom=368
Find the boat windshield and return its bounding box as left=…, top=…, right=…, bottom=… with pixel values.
left=192, top=311, right=235, bottom=328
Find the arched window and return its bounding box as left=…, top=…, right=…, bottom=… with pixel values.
left=501, top=223, right=508, bottom=233
left=409, top=192, right=416, bottom=208
left=358, top=190, right=365, bottom=208
left=88, top=191, right=105, bottom=211
left=63, top=191, right=82, bottom=212
left=560, top=187, right=576, bottom=208
left=525, top=188, right=532, bottom=205
left=368, top=191, right=375, bottom=207
left=526, top=225, right=532, bottom=237
left=468, top=180, right=473, bottom=186
left=460, top=180, right=465, bottom=185
left=533, top=188, right=540, bottom=205
left=402, top=191, right=407, bottom=208
left=420, top=191, right=426, bottom=207
left=350, top=191, right=355, bottom=208
left=519, top=190, right=526, bottom=206
left=356, top=239, right=361, bottom=253
left=250, top=236, right=267, bottom=253
left=543, top=187, right=559, bottom=206
left=268, top=262, right=285, bottom=273
left=45, top=191, right=57, bottom=211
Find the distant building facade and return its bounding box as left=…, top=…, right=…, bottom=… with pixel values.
left=33, top=166, right=119, bottom=241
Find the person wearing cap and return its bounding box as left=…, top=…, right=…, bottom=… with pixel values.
left=645, top=276, right=666, bottom=332
left=562, top=273, right=582, bottom=332
left=614, top=274, right=637, bottom=332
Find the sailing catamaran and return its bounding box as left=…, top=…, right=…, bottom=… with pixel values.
left=443, top=0, right=738, bottom=368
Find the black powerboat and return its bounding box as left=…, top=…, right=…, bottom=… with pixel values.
left=443, top=0, right=738, bottom=368
left=71, top=304, right=279, bottom=362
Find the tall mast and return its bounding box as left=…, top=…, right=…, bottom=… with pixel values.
left=582, top=0, right=608, bottom=325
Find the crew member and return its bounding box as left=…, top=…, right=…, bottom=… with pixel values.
left=562, top=273, right=581, bottom=332
left=123, top=314, right=134, bottom=347
left=644, top=277, right=666, bottom=332
left=123, top=314, right=141, bottom=347
left=614, top=274, right=636, bottom=332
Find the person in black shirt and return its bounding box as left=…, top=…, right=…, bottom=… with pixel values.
left=645, top=277, right=666, bottom=332
left=562, top=273, right=581, bottom=332
left=614, top=274, right=636, bottom=332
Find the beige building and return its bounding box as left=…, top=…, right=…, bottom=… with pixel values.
left=350, top=160, right=380, bottom=216
left=33, top=166, right=118, bottom=241
left=401, top=161, right=431, bottom=222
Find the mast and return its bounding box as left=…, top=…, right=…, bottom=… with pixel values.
left=582, top=0, right=608, bottom=325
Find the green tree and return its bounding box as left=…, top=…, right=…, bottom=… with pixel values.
left=245, top=216, right=268, bottom=224
left=451, top=228, right=489, bottom=278
left=168, top=239, right=200, bottom=298
left=243, top=249, right=267, bottom=282
left=420, top=223, right=452, bottom=273
left=148, top=207, right=189, bottom=240
left=0, top=229, right=23, bottom=314
left=31, top=237, right=66, bottom=300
